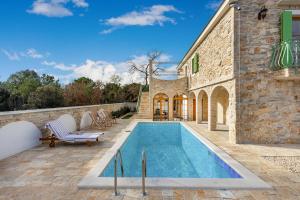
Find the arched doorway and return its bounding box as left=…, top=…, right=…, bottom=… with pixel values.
left=153, top=93, right=169, bottom=121
left=173, top=94, right=188, bottom=120
left=198, top=90, right=208, bottom=123
left=188, top=92, right=196, bottom=121
left=210, top=86, right=229, bottom=130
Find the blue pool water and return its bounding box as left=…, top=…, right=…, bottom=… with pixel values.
left=100, top=122, right=241, bottom=178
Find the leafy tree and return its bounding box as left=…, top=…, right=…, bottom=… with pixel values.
left=64, top=77, right=101, bottom=106
left=7, top=93, right=24, bottom=110
left=101, top=83, right=122, bottom=103
left=0, top=87, right=10, bottom=111
left=41, top=74, right=59, bottom=86
left=5, top=70, right=41, bottom=104
left=0, top=69, right=141, bottom=111
left=110, top=74, right=122, bottom=85
left=74, top=77, right=94, bottom=85
left=28, top=85, right=64, bottom=108
left=121, top=83, right=140, bottom=102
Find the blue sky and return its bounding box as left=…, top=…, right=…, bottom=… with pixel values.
left=0, top=0, right=221, bottom=84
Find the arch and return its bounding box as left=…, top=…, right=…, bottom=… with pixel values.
left=0, top=121, right=41, bottom=160
left=153, top=93, right=169, bottom=121
left=198, top=90, right=208, bottom=123
left=80, top=111, right=92, bottom=130
left=173, top=94, right=188, bottom=120
left=210, top=86, right=229, bottom=130
left=188, top=92, right=196, bottom=121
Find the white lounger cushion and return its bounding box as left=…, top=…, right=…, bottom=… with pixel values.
left=64, top=132, right=104, bottom=142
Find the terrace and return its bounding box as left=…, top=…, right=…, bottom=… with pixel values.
left=0, top=118, right=299, bottom=199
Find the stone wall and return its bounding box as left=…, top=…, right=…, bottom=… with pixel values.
left=236, top=0, right=300, bottom=143
left=0, top=102, right=136, bottom=133
left=181, top=9, right=234, bottom=89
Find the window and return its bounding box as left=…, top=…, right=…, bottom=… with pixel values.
left=281, top=11, right=300, bottom=41
left=293, top=16, right=300, bottom=40
left=192, top=53, right=199, bottom=74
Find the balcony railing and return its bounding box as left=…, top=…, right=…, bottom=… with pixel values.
left=269, top=40, right=300, bottom=71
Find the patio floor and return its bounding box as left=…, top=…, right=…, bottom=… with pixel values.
left=0, top=118, right=300, bottom=200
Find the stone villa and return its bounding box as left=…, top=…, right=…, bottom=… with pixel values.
left=137, top=0, right=300, bottom=144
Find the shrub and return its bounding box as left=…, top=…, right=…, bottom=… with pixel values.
left=111, top=106, right=131, bottom=118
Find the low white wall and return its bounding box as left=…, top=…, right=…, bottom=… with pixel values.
left=0, top=121, right=41, bottom=160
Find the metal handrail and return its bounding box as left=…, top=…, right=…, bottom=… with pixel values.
left=136, top=84, right=143, bottom=113
left=141, top=150, right=147, bottom=196
left=269, top=40, right=300, bottom=71
left=114, top=149, right=124, bottom=196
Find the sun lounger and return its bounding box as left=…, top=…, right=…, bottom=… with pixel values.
left=97, top=109, right=113, bottom=127
left=89, top=111, right=106, bottom=129
left=42, top=114, right=104, bottom=147
left=98, top=109, right=116, bottom=124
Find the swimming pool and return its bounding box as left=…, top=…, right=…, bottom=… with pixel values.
left=79, top=120, right=271, bottom=189
left=101, top=122, right=240, bottom=178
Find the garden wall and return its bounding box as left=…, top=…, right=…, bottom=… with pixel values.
left=0, top=102, right=136, bottom=132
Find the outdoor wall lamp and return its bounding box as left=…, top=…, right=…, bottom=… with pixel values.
left=229, top=1, right=241, bottom=10
left=258, top=6, right=268, bottom=20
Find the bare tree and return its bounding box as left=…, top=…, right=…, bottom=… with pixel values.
left=128, top=51, right=164, bottom=85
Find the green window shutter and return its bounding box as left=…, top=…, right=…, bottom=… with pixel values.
left=192, top=57, right=195, bottom=73
left=195, top=53, right=199, bottom=73
left=281, top=11, right=292, bottom=42
left=280, top=11, right=293, bottom=67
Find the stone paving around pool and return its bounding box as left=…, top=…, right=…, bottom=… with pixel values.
left=0, top=118, right=300, bottom=200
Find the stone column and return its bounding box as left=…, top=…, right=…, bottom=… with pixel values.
left=168, top=97, right=173, bottom=121
left=195, top=96, right=200, bottom=124
left=187, top=96, right=194, bottom=121
left=208, top=95, right=217, bottom=131
left=197, top=97, right=203, bottom=124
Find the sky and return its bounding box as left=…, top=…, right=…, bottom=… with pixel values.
left=0, top=0, right=222, bottom=84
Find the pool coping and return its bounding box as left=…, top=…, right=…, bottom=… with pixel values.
left=78, top=120, right=271, bottom=190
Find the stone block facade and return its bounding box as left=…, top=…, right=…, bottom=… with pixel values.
left=150, top=0, right=300, bottom=144
left=236, top=0, right=300, bottom=143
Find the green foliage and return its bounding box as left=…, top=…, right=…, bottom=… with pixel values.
left=101, top=83, right=122, bottom=103
left=41, top=74, right=60, bottom=86
left=64, top=77, right=101, bottom=106
left=0, top=70, right=140, bottom=111
left=28, top=85, right=64, bottom=108
left=142, top=84, right=149, bottom=92
left=111, top=106, right=131, bottom=118
left=74, top=77, right=94, bottom=85
left=0, top=87, right=10, bottom=111
left=6, top=70, right=41, bottom=101
left=122, top=83, right=140, bottom=102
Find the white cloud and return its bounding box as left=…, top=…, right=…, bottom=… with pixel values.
left=26, top=48, right=44, bottom=59
left=101, top=5, right=181, bottom=34
left=206, top=1, right=222, bottom=10
left=42, top=60, right=76, bottom=71
left=43, top=53, right=173, bottom=84
left=2, top=48, right=47, bottom=61
left=72, top=0, right=88, bottom=8
left=1, top=49, right=20, bottom=61
left=27, top=0, right=88, bottom=17
left=27, top=0, right=73, bottom=17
